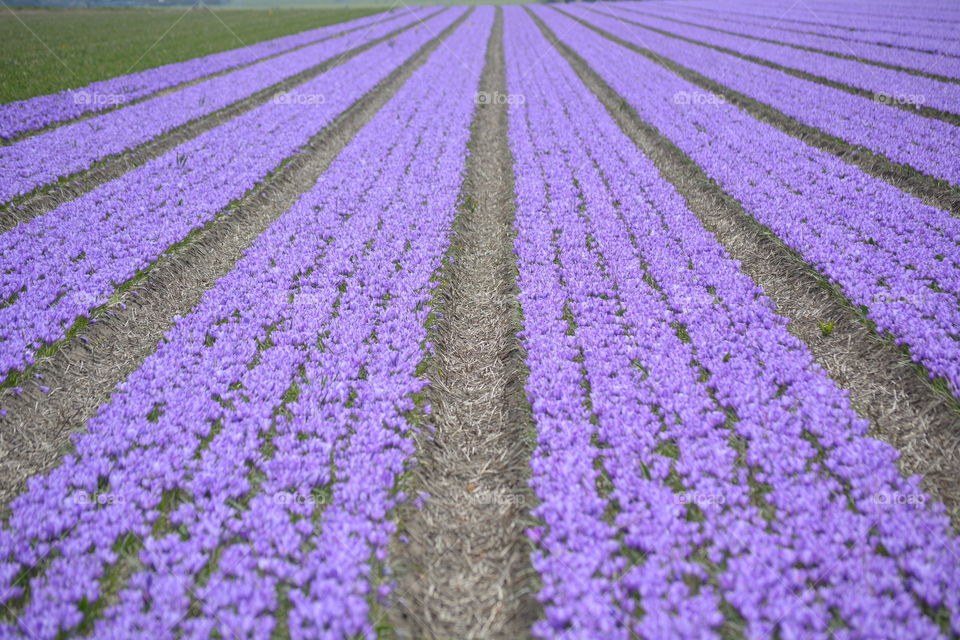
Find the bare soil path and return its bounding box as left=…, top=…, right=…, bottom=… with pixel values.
left=388, top=9, right=540, bottom=638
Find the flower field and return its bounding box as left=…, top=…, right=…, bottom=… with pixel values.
left=0, top=2, right=958, bottom=639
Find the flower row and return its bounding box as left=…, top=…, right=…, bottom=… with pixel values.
left=617, top=2, right=960, bottom=78
left=0, top=7, right=466, bottom=380
left=539, top=6, right=960, bottom=396
left=650, top=1, right=960, bottom=56
left=0, top=10, right=409, bottom=140
left=0, top=7, right=439, bottom=207
left=658, top=0, right=960, bottom=49
left=601, top=3, right=960, bottom=115
left=0, top=7, right=493, bottom=638
left=505, top=7, right=959, bottom=638
left=567, top=6, right=960, bottom=187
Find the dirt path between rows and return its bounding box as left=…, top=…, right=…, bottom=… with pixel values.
left=531, top=9, right=960, bottom=525
left=0, top=9, right=473, bottom=514
left=388, top=9, right=540, bottom=639
left=0, top=8, right=444, bottom=230
left=566, top=7, right=960, bottom=216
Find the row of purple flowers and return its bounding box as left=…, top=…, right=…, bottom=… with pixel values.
left=540, top=6, right=960, bottom=398
left=0, top=9, right=401, bottom=140
left=0, top=7, right=492, bottom=638
left=505, top=6, right=958, bottom=638
left=603, top=2, right=960, bottom=115
left=567, top=5, right=960, bottom=187
left=0, top=6, right=440, bottom=207
left=615, top=1, right=960, bottom=78
left=644, top=0, right=960, bottom=56
left=0, top=8, right=464, bottom=381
